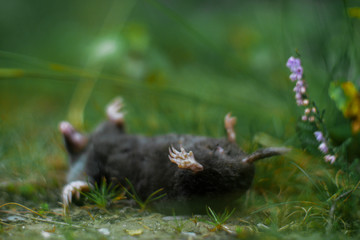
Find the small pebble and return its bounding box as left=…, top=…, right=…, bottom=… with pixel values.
left=98, top=228, right=110, bottom=235
left=6, top=215, right=25, bottom=222
left=257, top=223, right=269, bottom=230
left=41, top=231, right=52, bottom=238
left=125, top=229, right=143, bottom=236
left=182, top=231, right=197, bottom=237
left=162, top=216, right=186, bottom=221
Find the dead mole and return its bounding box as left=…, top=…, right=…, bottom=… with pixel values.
left=60, top=97, right=288, bottom=213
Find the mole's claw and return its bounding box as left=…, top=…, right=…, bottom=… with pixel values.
left=168, top=146, right=203, bottom=173
left=171, top=146, right=181, bottom=155
left=62, top=181, right=90, bottom=207
left=106, top=97, right=126, bottom=125
left=169, top=147, right=177, bottom=158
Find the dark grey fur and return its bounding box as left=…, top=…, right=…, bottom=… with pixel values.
left=63, top=120, right=288, bottom=212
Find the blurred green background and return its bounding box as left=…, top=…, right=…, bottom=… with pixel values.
left=0, top=0, right=359, bottom=207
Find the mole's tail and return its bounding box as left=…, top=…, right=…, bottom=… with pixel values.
left=242, top=147, right=290, bottom=164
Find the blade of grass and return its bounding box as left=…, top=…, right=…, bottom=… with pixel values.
left=123, top=178, right=167, bottom=210
left=67, top=0, right=138, bottom=128
left=143, top=188, right=167, bottom=205
left=206, top=207, right=219, bottom=224
left=0, top=202, right=45, bottom=218
left=250, top=201, right=326, bottom=215
left=289, top=161, right=326, bottom=198
left=124, top=178, right=142, bottom=202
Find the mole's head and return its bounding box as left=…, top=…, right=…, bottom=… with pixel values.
left=197, top=155, right=257, bottom=195
left=170, top=145, right=289, bottom=199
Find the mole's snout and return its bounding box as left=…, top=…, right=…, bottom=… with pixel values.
left=242, top=147, right=290, bottom=164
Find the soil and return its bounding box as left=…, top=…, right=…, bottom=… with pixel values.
left=0, top=205, right=244, bottom=240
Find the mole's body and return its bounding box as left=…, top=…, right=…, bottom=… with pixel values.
left=60, top=97, right=287, bottom=212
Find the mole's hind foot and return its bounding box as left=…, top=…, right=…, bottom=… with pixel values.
left=106, top=97, right=126, bottom=125
left=62, top=180, right=90, bottom=207
left=225, top=113, right=237, bottom=142
left=168, top=146, right=203, bottom=173
left=59, top=121, right=88, bottom=153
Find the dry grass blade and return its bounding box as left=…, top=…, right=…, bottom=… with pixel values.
left=0, top=202, right=46, bottom=218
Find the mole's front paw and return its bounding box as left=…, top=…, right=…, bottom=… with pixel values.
left=168, top=146, right=204, bottom=173
left=106, top=97, right=126, bottom=125
left=62, top=181, right=90, bottom=207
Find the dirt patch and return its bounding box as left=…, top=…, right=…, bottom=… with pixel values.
left=1, top=206, right=247, bottom=239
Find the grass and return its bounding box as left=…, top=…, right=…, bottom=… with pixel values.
left=204, top=207, right=235, bottom=233
left=169, top=210, right=186, bottom=233
left=80, top=179, right=125, bottom=208
left=122, top=178, right=167, bottom=211
left=1, top=0, right=360, bottom=239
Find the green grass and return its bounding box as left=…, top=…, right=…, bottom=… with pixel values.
left=169, top=210, right=186, bottom=233
left=203, top=207, right=235, bottom=232
left=122, top=178, right=167, bottom=211
left=81, top=179, right=124, bottom=209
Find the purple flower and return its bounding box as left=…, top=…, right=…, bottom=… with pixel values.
left=287, top=56, right=308, bottom=105
left=286, top=56, right=296, bottom=68
left=318, top=142, right=329, bottom=154
left=300, top=86, right=306, bottom=94
left=290, top=73, right=299, bottom=82
left=289, top=66, right=303, bottom=80
left=286, top=56, right=301, bottom=72
left=296, top=80, right=304, bottom=87
left=324, top=154, right=336, bottom=164
left=296, top=99, right=304, bottom=106
left=294, top=65, right=303, bottom=74
left=314, top=131, right=325, bottom=142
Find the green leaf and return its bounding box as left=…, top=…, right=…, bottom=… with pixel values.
left=329, top=81, right=347, bottom=113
